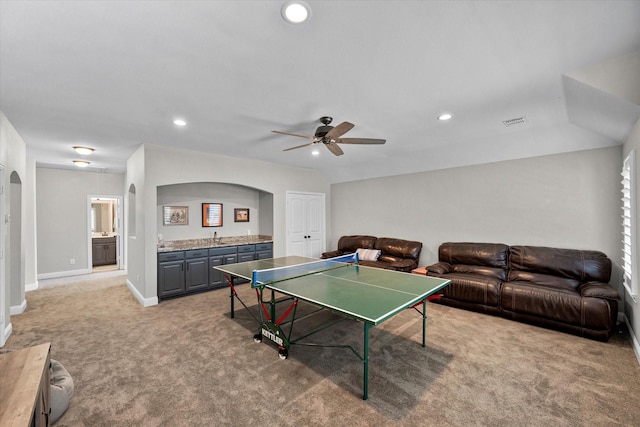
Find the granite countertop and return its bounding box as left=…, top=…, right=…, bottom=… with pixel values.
left=158, top=235, right=273, bottom=253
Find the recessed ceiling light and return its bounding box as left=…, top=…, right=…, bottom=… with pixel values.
left=72, top=160, right=90, bottom=168
left=437, top=113, right=453, bottom=121
left=312, top=150, right=320, bottom=156
left=282, top=1, right=311, bottom=24
left=173, top=119, right=187, bottom=126
left=73, top=146, right=94, bottom=155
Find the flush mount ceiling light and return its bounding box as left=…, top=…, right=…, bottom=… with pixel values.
left=281, top=1, right=311, bottom=24
left=173, top=119, right=187, bottom=126
left=73, top=146, right=94, bottom=155
left=437, top=113, right=453, bottom=121
left=72, top=160, right=90, bottom=168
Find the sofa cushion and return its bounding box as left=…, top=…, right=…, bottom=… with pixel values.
left=507, top=271, right=580, bottom=292
left=429, top=272, right=502, bottom=307
left=501, top=281, right=583, bottom=325
left=375, top=237, right=422, bottom=260
left=509, top=246, right=612, bottom=285
left=438, top=242, right=509, bottom=281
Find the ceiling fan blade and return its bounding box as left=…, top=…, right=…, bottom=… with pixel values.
left=326, top=121, right=354, bottom=139
left=283, top=142, right=316, bottom=152
left=325, top=142, right=344, bottom=156
left=272, top=130, right=316, bottom=140
left=336, top=138, right=386, bottom=145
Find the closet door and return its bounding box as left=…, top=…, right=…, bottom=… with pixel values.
left=286, top=192, right=325, bottom=258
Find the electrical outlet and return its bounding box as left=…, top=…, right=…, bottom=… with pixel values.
left=70, top=258, right=75, bottom=265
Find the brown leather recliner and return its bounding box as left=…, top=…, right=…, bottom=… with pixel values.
left=427, top=242, right=620, bottom=341
left=321, top=235, right=422, bottom=272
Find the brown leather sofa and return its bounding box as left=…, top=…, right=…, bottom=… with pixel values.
left=426, top=242, right=620, bottom=341
left=321, top=235, right=422, bottom=272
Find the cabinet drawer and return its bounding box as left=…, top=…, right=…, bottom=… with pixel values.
left=158, top=251, right=184, bottom=262
left=255, top=242, right=272, bottom=252
left=185, top=249, right=209, bottom=259
left=209, top=246, right=237, bottom=256
left=237, top=244, right=256, bottom=253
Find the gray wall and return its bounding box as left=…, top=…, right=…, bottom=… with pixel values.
left=330, top=145, right=623, bottom=287
left=36, top=168, right=125, bottom=277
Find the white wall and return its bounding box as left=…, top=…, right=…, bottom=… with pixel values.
left=36, top=168, right=125, bottom=277
left=330, top=146, right=622, bottom=285
left=0, top=111, right=29, bottom=345
left=622, top=118, right=640, bottom=361
left=125, top=143, right=331, bottom=306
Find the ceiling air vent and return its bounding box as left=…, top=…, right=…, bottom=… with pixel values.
left=502, top=116, right=528, bottom=127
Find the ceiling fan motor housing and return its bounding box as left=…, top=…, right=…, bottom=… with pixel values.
left=315, top=125, right=333, bottom=138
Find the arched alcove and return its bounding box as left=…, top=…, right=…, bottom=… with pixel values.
left=156, top=182, right=273, bottom=241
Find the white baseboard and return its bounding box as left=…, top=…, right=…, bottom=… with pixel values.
left=1, top=322, right=12, bottom=347
left=126, top=279, right=158, bottom=307
left=25, top=281, right=39, bottom=292
left=624, top=314, right=640, bottom=366
left=10, top=299, right=27, bottom=315
left=37, top=268, right=92, bottom=281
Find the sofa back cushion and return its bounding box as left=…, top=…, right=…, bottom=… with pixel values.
left=508, top=246, right=612, bottom=291
left=375, top=237, right=422, bottom=261
left=337, top=235, right=377, bottom=254
left=438, top=242, right=509, bottom=281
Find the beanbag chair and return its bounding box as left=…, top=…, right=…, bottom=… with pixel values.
left=50, top=359, right=74, bottom=424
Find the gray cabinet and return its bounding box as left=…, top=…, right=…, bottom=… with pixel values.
left=158, top=242, right=273, bottom=300
left=158, top=251, right=185, bottom=298
left=209, top=247, right=238, bottom=289
left=92, top=237, right=117, bottom=266
left=185, top=249, right=209, bottom=292
left=237, top=244, right=256, bottom=263
left=256, top=242, right=273, bottom=260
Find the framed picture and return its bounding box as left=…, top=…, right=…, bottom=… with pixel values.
left=202, top=203, right=223, bottom=227
left=234, top=208, right=250, bottom=223
left=163, top=206, right=188, bottom=225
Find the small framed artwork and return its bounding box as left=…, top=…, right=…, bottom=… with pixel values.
left=163, top=206, right=188, bottom=225
left=202, top=203, right=223, bottom=227
left=234, top=208, right=250, bottom=223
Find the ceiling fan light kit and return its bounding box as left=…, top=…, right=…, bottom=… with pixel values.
left=272, top=116, right=386, bottom=157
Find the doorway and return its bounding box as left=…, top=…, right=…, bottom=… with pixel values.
left=88, top=196, right=122, bottom=272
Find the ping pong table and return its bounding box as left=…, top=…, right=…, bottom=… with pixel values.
left=215, top=254, right=450, bottom=400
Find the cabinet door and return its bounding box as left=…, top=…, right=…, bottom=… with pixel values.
left=158, top=261, right=185, bottom=298
left=185, top=258, right=208, bottom=292
left=93, top=244, right=107, bottom=266
left=105, top=243, right=117, bottom=264
left=209, top=255, right=224, bottom=288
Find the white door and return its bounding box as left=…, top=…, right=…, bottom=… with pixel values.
left=286, top=191, right=325, bottom=258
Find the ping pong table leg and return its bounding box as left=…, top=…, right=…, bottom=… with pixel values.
left=363, top=322, right=371, bottom=400
left=422, top=298, right=427, bottom=347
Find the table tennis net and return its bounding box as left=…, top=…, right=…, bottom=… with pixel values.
left=251, top=253, right=357, bottom=287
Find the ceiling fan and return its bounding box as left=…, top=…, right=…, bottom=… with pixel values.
left=271, top=116, right=386, bottom=156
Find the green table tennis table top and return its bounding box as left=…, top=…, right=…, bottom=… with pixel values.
left=216, top=256, right=450, bottom=325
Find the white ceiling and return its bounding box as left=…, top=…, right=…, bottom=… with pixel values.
left=1, top=1, right=640, bottom=183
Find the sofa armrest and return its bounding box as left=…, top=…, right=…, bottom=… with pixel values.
left=321, top=250, right=341, bottom=259
left=580, top=282, right=620, bottom=300
left=426, top=262, right=452, bottom=275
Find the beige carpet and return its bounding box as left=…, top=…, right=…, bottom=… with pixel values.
left=5, top=273, right=640, bottom=426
